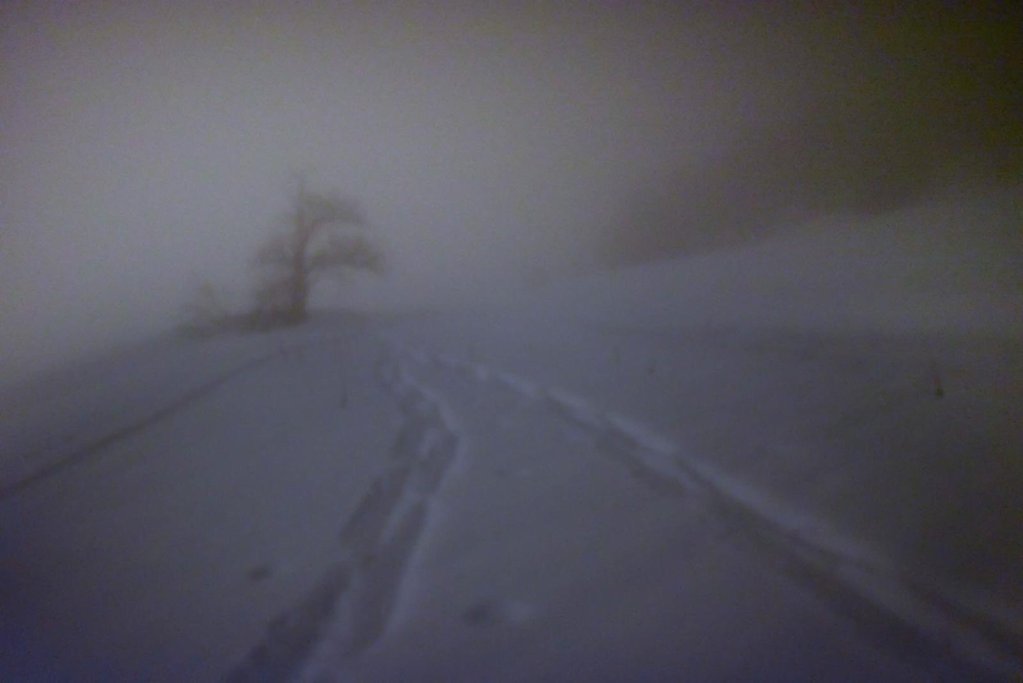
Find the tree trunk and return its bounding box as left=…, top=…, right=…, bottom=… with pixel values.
left=287, top=278, right=307, bottom=322
left=286, top=191, right=311, bottom=323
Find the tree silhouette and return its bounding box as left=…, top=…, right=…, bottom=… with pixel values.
left=253, top=182, right=383, bottom=325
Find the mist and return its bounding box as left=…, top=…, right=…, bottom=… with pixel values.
left=3, top=5, right=1023, bottom=678
left=3, top=2, right=1020, bottom=382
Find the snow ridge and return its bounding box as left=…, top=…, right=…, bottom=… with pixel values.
left=0, top=351, right=283, bottom=500
left=1, top=335, right=357, bottom=500
left=227, top=342, right=461, bottom=682
left=406, top=345, right=1022, bottom=681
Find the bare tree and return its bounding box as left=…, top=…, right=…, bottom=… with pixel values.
left=253, top=182, right=383, bottom=325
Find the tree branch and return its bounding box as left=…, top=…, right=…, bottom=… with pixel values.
left=308, top=234, right=384, bottom=273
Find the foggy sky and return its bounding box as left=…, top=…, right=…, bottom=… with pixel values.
left=2, top=2, right=1020, bottom=381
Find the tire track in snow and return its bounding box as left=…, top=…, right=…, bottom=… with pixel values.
left=226, top=343, right=461, bottom=682
left=404, top=345, right=1022, bottom=681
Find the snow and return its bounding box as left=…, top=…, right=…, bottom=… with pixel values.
left=524, top=183, right=1022, bottom=336
left=1, top=187, right=1021, bottom=681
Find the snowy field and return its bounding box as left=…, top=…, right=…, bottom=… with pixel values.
left=1, top=187, right=1021, bottom=681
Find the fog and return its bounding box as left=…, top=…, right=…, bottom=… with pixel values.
left=2, top=2, right=1020, bottom=381
left=3, top=6, right=1023, bottom=678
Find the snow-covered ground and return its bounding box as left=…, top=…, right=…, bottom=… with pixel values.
left=1, top=186, right=1021, bottom=681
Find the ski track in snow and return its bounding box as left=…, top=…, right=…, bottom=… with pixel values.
left=399, top=343, right=1022, bottom=681
left=227, top=342, right=461, bottom=682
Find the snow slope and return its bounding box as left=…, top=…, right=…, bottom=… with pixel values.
left=528, top=183, right=1022, bottom=335
left=1, top=186, right=1021, bottom=681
